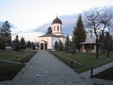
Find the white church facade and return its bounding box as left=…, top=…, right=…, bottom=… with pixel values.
left=38, top=17, right=65, bottom=50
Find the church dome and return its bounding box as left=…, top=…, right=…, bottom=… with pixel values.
left=52, top=17, right=62, bottom=24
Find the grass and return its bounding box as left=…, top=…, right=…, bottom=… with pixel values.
left=0, top=49, right=37, bottom=81
left=0, top=61, right=22, bottom=81
left=0, top=49, right=36, bottom=62
left=51, top=51, right=113, bottom=73
left=94, top=67, right=113, bottom=80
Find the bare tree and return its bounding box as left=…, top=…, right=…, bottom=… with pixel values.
left=83, top=7, right=113, bottom=58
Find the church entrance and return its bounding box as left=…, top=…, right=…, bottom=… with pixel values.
left=40, top=43, right=43, bottom=50
left=40, top=43, right=47, bottom=50
left=39, top=40, right=48, bottom=50
left=45, top=43, right=47, bottom=50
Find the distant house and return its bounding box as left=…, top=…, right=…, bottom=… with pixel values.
left=38, top=17, right=65, bottom=50
left=80, top=31, right=101, bottom=53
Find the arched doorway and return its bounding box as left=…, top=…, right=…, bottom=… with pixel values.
left=39, top=40, right=48, bottom=50
left=41, top=43, right=43, bottom=50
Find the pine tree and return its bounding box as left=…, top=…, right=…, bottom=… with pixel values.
left=27, top=41, right=32, bottom=48
left=59, top=40, right=63, bottom=51
left=70, top=41, right=76, bottom=54
left=47, top=27, right=52, bottom=34
left=1, top=21, right=11, bottom=46
left=65, top=35, right=70, bottom=51
left=72, top=14, right=86, bottom=50
left=12, top=35, right=20, bottom=51
left=0, top=38, right=5, bottom=49
left=20, top=37, right=26, bottom=49
left=54, top=41, right=58, bottom=50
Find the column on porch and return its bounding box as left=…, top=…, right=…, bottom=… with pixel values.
left=39, top=43, right=41, bottom=50
left=43, top=43, right=45, bottom=50
left=82, top=44, right=85, bottom=53
left=94, top=45, right=96, bottom=53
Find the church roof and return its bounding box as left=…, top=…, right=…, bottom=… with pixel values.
left=80, top=32, right=96, bottom=44
left=52, top=17, right=62, bottom=24
left=38, top=40, right=48, bottom=43
left=39, top=34, right=65, bottom=38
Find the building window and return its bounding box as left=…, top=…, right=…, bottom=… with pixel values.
left=57, top=26, right=59, bottom=31
left=54, top=26, right=55, bottom=31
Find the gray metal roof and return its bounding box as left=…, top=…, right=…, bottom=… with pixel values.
left=39, top=34, right=65, bottom=38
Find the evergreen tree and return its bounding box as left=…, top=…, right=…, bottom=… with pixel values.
left=12, top=35, right=20, bottom=51
left=31, top=42, right=35, bottom=50
left=1, top=21, right=11, bottom=45
left=72, top=14, right=86, bottom=50
left=27, top=41, right=32, bottom=48
left=65, top=35, right=70, bottom=51
left=70, top=41, right=76, bottom=54
left=47, top=26, right=52, bottom=34
left=99, top=32, right=113, bottom=51
left=105, top=32, right=112, bottom=50
left=54, top=41, right=58, bottom=50
left=20, top=37, right=26, bottom=49
left=58, top=40, right=63, bottom=51
left=0, top=38, right=5, bottom=49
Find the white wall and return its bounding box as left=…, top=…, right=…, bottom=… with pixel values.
left=39, top=37, right=52, bottom=49
left=51, top=23, right=62, bottom=35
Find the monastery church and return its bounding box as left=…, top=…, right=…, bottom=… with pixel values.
left=38, top=17, right=65, bottom=50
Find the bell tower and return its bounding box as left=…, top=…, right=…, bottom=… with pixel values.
left=51, top=17, right=63, bottom=35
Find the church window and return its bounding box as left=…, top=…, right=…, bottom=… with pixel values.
left=54, top=26, right=55, bottom=31
left=57, top=26, right=59, bottom=31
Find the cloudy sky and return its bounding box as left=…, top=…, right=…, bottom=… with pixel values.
left=0, top=0, right=113, bottom=41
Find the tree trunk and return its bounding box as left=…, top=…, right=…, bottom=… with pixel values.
left=96, top=39, right=99, bottom=59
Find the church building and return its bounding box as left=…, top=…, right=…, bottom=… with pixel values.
left=38, top=17, right=65, bottom=50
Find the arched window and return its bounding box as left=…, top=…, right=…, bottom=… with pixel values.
left=57, top=26, right=59, bottom=31
left=54, top=26, right=55, bottom=31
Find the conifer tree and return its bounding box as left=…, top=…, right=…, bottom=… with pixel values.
left=27, top=41, right=32, bottom=48
left=54, top=41, right=58, bottom=50
left=59, top=40, right=63, bottom=51
left=70, top=41, right=76, bottom=54
left=20, top=37, right=26, bottom=49
left=65, top=35, right=70, bottom=51
left=12, top=35, right=20, bottom=51
left=0, top=39, right=5, bottom=49
left=72, top=14, right=86, bottom=50
left=1, top=21, right=11, bottom=45
left=47, top=27, right=52, bottom=34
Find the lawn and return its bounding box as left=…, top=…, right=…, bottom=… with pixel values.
left=51, top=51, right=113, bottom=73
left=0, top=49, right=36, bottom=62
left=0, top=49, right=37, bottom=81
left=94, top=66, right=113, bottom=80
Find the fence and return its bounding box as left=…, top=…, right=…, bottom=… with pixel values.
left=50, top=52, right=82, bottom=69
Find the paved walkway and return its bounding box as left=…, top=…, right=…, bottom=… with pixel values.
left=80, top=62, right=113, bottom=85
left=8, top=50, right=88, bottom=85
left=80, top=61, right=113, bottom=79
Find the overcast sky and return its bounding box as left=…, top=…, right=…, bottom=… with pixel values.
left=0, top=0, right=113, bottom=41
